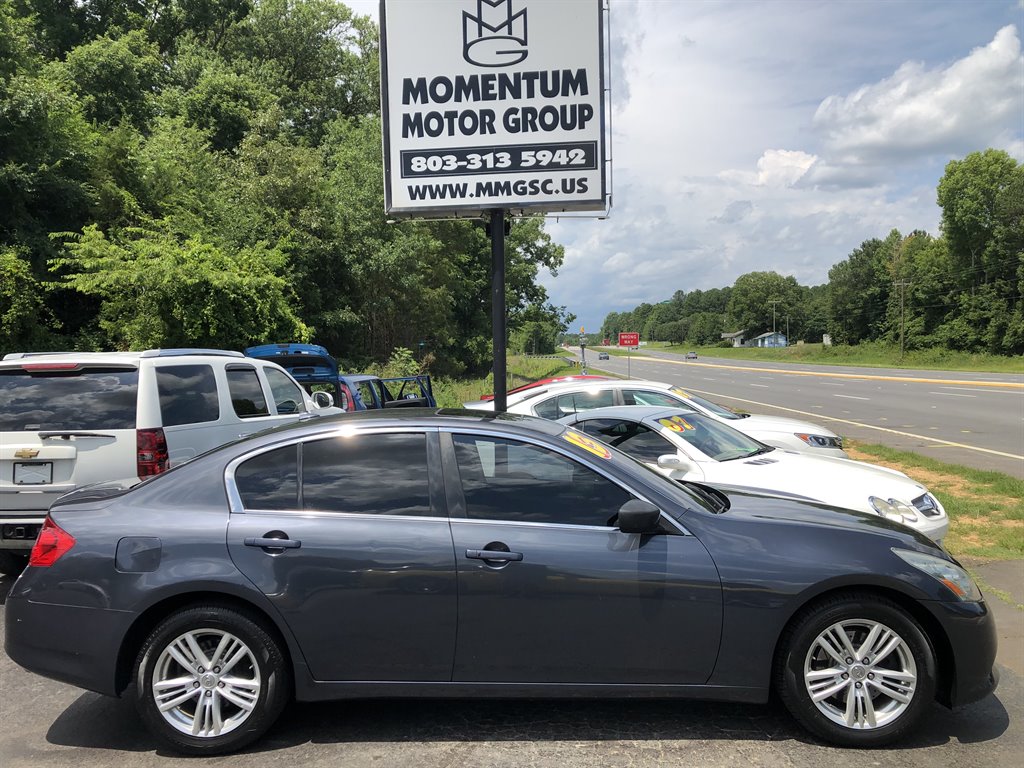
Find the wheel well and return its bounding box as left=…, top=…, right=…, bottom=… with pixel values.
left=770, top=585, right=955, bottom=706
left=115, top=591, right=294, bottom=696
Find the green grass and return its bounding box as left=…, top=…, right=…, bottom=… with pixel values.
left=431, top=355, right=580, bottom=407
left=846, top=441, right=1024, bottom=561
left=648, top=340, right=1024, bottom=374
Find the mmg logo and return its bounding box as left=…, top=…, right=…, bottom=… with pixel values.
left=463, top=0, right=528, bottom=67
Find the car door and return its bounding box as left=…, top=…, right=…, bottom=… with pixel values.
left=226, top=428, right=457, bottom=682
left=442, top=429, right=722, bottom=686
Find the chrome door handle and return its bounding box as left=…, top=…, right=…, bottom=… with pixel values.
left=244, top=536, right=301, bottom=549
left=466, top=549, right=523, bottom=562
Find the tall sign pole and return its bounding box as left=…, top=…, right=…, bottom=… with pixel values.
left=379, top=1, right=609, bottom=412
left=618, top=332, right=639, bottom=380
left=491, top=209, right=507, bottom=412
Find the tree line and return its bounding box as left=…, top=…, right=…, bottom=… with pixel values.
left=0, top=0, right=572, bottom=375
left=601, top=149, right=1023, bottom=355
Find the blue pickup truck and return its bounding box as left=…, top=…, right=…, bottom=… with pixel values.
left=244, top=344, right=435, bottom=411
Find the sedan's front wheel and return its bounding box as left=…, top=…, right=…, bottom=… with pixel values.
left=133, top=605, right=290, bottom=755
left=776, top=593, right=937, bottom=747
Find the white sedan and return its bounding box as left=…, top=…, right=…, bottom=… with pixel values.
left=465, top=378, right=848, bottom=459
left=557, top=405, right=948, bottom=542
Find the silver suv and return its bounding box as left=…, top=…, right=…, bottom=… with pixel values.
left=0, top=349, right=336, bottom=574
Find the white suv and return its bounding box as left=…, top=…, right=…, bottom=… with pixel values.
left=0, top=348, right=336, bottom=574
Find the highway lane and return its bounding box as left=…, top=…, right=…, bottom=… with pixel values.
left=573, top=349, right=1024, bottom=477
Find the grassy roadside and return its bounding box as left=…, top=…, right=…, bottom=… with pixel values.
left=636, top=341, right=1024, bottom=374
left=846, top=441, right=1024, bottom=562
left=431, top=355, right=580, bottom=407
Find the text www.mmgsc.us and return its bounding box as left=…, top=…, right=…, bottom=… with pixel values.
left=406, top=177, right=589, bottom=201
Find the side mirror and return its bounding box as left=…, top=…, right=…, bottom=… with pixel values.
left=657, top=453, right=693, bottom=474
left=616, top=499, right=662, bottom=534
left=312, top=391, right=334, bottom=409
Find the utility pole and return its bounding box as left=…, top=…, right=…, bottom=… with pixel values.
left=768, top=300, right=781, bottom=335
left=894, top=279, right=912, bottom=359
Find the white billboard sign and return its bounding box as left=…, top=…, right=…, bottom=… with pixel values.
left=380, top=0, right=608, bottom=217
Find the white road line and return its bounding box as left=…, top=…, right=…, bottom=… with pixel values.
left=749, top=384, right=770, bottom=388
left=676, top=386, right=1024, bottom=461
left=834, top=394, right=870, bottom=400
left=929, top=392, right=976, bottom=398
left=939, top=386, right=1022, bottom=395
left=823, top=382, right=845, bottom=387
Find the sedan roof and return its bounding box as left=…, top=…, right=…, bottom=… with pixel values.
left=558, top=405, right=697, bottom=424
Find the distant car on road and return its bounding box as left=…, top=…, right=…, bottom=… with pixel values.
left=598, top=352, right=610, bottom=360
left=558, top=406, right=948, bottom=542
left=685, top=351, right=698, bottom=360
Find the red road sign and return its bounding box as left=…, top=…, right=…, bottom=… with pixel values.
left=618, top=332, right=639, bottom=347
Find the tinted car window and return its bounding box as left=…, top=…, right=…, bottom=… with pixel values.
left=227, top=367, right=270, bottom=418
left=303, top=433, right=431, bottom=516
left=156, top=365, right=220, bottom=426
left=236, top=445, right=299, bottom=510
left=264, top=367, right=307, bottom=415
left=533, top=389, right=616, bottom=419
left=578, top=418, right=677, bottom=463
left=622, top=390, right=684, bottom=408
left=452, top=434, right=632, bottom=526
left=0, top=367, right=138, bottom=431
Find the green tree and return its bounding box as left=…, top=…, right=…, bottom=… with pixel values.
left=727, top=271, right=804, bottom=339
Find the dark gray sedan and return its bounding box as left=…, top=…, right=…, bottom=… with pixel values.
left=5, top=410, right=997, bottom=755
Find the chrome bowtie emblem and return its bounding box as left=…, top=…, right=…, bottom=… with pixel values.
left=15, top=448, right=40, bottom=459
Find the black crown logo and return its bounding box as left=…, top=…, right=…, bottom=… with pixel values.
left=463, top=0, right=528, bottom=68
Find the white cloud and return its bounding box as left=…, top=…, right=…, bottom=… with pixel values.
left=812, top=25, right=1023, bottom=165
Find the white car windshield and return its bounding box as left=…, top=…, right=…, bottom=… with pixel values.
left=651, top=412, right=771, bottom=461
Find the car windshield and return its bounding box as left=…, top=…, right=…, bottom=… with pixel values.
left=669, top=387, right=743, bottom=419
left=650, top=412, right=771, bottom=461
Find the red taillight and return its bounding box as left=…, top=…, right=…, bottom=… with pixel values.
left=29, top=517, right=76, bottom=567
left=21, top=363, right=81, bottom=371
left=137, top=427, right=169, bottom=477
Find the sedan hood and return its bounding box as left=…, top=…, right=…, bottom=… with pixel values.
left=702, top=450, right=927, bottom=514
left=708, top=484, right=938, bottom=550
left=727, top=413, right=840, bottom=438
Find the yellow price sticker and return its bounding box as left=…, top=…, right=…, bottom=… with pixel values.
left=563, top=430, right=612, bottom=459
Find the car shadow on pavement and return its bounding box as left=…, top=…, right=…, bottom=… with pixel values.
left=46, top=680, right=1011, bottom=755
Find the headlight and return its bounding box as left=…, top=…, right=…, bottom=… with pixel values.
left=795, top=433, right=843, bottom=449
left=869, top=496, right=919, bottom=524
left=893, top=549, right=983, bottom=601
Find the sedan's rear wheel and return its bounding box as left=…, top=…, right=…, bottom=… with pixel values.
left=134, top=605, right=290, bottom=755
left=776, top=593, right=936, bottom=747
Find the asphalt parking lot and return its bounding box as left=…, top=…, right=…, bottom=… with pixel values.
left=1, top=570, right=1021, bottom=768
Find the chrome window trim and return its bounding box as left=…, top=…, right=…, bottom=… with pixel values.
left=224, top=425, right=438, bottom=516
left=441, top=425, right=691, bottom=536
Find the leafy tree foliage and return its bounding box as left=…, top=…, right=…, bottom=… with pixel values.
left=1, top=0, right=566, bottom=372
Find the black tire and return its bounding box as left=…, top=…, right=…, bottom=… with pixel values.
left=133, top=605, right=291, bottom=755
left=0, top=551, right=28, bottom=577
left=775, top=592, right=937, bottom=747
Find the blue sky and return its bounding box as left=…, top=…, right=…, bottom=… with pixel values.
left=353, top=1, right=1024, bottom=334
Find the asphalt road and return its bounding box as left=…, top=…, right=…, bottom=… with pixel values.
left=578, top=349, right=1024, bottom=477
left=0, top=571, right=1020, bottom=768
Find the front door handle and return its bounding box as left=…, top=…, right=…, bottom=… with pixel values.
left=244, top=536, right=301, bottom=550
left=466, top=549, right=523, bottom=562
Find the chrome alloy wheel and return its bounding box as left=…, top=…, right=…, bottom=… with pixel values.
left=151, top=628, right=262, bottom=738
left=803, top=618, right=917, bottom=730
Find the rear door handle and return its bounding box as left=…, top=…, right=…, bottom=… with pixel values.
left=466, top=549, right=523, bottom=562
left=244, top=536, right=301, bottom=549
